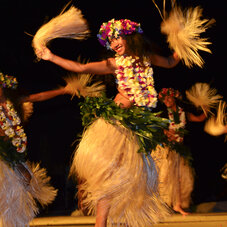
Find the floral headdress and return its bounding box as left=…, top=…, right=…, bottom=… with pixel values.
left=0, top=72, right=18, bottom=89
left=97, top=18, right=143, bottom=49
left=158, top=88, right=182, bottom=102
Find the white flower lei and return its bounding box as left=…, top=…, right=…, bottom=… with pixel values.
left=0, top=100, right=27, bottom=153
left=115, top=55, right=157, bottom=108
left=168, top=106, right=186, bottom=142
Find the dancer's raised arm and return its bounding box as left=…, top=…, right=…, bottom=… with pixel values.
left=36, top=47, right=116, bottom=75
left=22, top=86, right=67, bottom=103
left=150, top=52, right=180, bottom=68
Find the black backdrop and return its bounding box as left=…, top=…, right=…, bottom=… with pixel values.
left=0, top=0, right=226, bottom=215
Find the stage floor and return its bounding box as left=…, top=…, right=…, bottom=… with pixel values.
left=30, top=212, right=227, bottom=227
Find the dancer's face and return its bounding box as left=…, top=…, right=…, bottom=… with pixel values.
left=163, top=96, right=176, bottom=108
left=110, top=36, right=128, bottom=55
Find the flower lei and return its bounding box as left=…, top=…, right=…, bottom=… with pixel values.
left=97, top=19, right=143, bottom=49
left=167, top=106, right=186, bottom=143
left=0, top=100, right=27, bottom=153
left=0, top=72, right=18, bottom=89
left=115, top=55, right=157, bottom=108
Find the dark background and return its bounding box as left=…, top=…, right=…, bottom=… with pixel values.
left=0, top=0, right=226, bottom=215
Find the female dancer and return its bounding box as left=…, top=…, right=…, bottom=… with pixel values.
left=0, top=71, right=70, bottom=226
left=152, top=88, right=208, bottom=216
left=31, top=0, right=214, bottom=223
left=35, top=18, right=181, bottom=227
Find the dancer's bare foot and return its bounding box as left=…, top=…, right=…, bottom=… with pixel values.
left=173, top=204, right=189, bottom=216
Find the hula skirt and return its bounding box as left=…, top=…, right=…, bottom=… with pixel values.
left=152, top=145, right=194, bottom=209
left=0, top=160, right=57, bottom=227
left=70, top=118, right=171, bottom=226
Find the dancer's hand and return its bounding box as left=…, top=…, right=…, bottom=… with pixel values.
left=62, top=84, right=75, bottom=95
left=172, top=52, right=180, bottom=61
left=164, top=129, right=175, bottom=141
left=164, top=129, right=180, bottom=142
left=35, top=46, right=54, bottom=61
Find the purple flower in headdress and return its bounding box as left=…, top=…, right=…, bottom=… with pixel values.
left=0, top=72, right=18, bottom=89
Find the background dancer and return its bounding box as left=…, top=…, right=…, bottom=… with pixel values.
left=152, top=87, right=208, bottom=216
left=0, top=71, right=72, bottom=226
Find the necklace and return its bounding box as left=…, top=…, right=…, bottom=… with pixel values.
left=0, top=100, right=27, bottom=153
left=167, top=106, right=186, bottom=142
left=115, top=55, right=157, bottom=108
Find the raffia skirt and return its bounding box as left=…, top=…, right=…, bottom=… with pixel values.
left=70, top=118, right=171, bottom=226
left=152, top=145, right=194, bottom=209
left=0, top=160, right=57, bottom=227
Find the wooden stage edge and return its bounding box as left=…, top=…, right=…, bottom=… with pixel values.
left=30, top=213, right=227, bottom=227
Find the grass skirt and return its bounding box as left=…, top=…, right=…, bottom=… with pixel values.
left=0, top=160, right=57, bottom=227
left=152, top=145, right=194, bottom=208
left=70, top=118, right=171, bottom=226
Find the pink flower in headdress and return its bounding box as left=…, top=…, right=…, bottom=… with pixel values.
left=158, top=88, right=182, bottom=102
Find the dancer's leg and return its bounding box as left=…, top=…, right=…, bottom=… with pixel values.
left=173, top=157, right=189, bottom=216
left=95, top=198, right=110, bottom=227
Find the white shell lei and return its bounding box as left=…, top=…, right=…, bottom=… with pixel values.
left=115, top=55, right=157, bottom=108
left=168, top=107, right=186, bottom=142
left=0, top=100, right=27, bottom=153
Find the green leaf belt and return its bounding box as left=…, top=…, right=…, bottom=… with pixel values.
left=79, top=95, right=170, bottom=155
